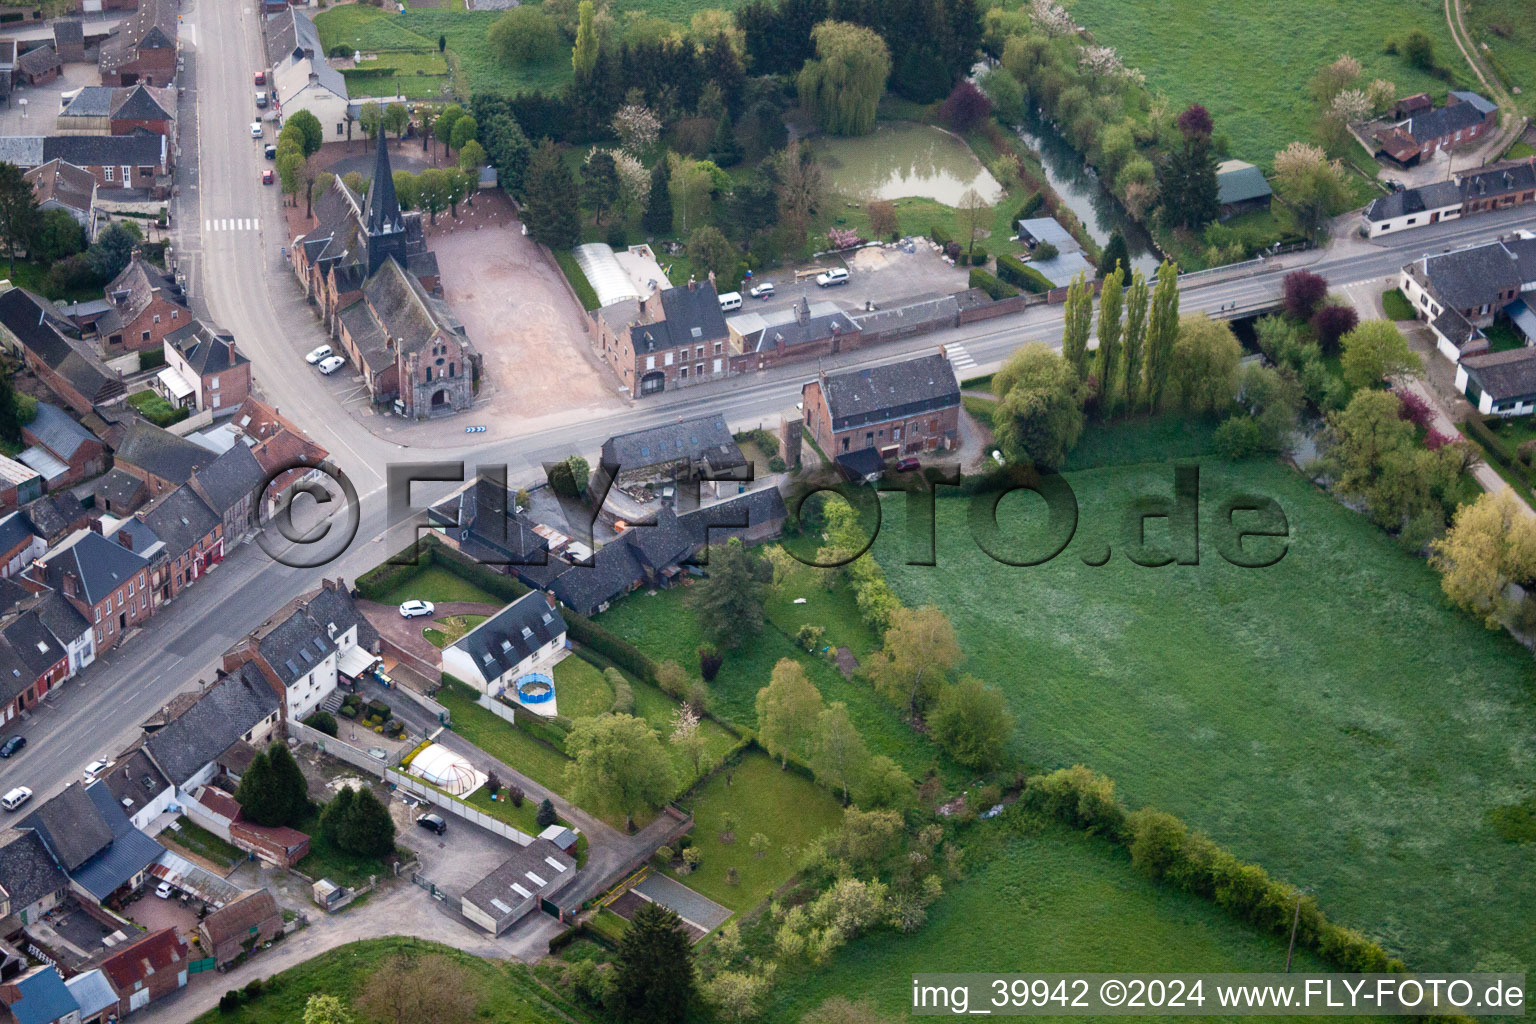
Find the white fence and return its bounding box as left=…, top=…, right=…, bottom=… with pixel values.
left=393, top=681, right=452, bottom=725
left=385, top=768, right=533, bottom=846
left=475, top=693, right=517, bottom=725
left=288, top=720, right=397, bottom=777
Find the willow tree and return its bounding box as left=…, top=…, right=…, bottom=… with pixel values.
left=797, top=21, right=891, bottom=137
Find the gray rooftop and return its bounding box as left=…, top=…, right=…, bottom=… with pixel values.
left=22, top=783, right=110, bottom=872
left=0, top=828, right=68, bottom=914
left=817, top=352, right=961, bottom=429
left=449, top=592, right=566, bottom=683
left=144, top=664, right=281, bottom=785
left=25, top=402, right=93, bottom=462
left=40, top=529, right=150, bottom=606
left=600, top=413, right=740, bottom=472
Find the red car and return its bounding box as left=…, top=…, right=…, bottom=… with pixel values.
left=262, top=168, right=274, bottom=185
left=895, top=457, right=921, bottom=472
left=254, top=70, right=265, bottom=85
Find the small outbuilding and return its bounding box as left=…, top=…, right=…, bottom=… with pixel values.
left=461, top=838, right=576, bottom=935
left=1215, top=159, right=1273, bottom=220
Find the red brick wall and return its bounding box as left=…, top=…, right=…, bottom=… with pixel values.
left=201, top=361, right=251, bottom=414
left=111, top=117, right=172, bottom=137
left=823, top=403, right=961, bottom=458
left=102, top=297, right=188, bottom=354
left=88, top=570, right=153, bottom=651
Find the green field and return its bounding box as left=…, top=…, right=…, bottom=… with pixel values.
left=438, top=682, right=576, bottom=798
left=1068, top=0, right=1466, bottom=165
left=376, top=565, right=503, bottom=608
left=666, top=751, right=844, bottom=912
left=863, top=459, right=1535, bottom=976
left=766, top=821, right=1332, bottom=1023
left=344, top=49, right=454, bottom=100
left=192, top=938, right=593, bottom=1024
left=1463, top=0, right=1536, bottom=115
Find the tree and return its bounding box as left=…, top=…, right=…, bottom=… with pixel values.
left=277, top=149, right=305, bottom=206
left=434, top=104, right=465, bottom=150
left=613, top=901, right=694, bottom=1024
left=1340, top=319, right=1421, bottom=389
left=1168, top=314, right=1242, bottom=414
left=393, top=170, right=420, bottom=211
left=863, top=605, right=961, bottom=716
left=287, top=109, right=324, bottom=156
left=357, top=955, right=475, bottom=1024
left=536, top=798, right=558, bottom=828
left=1097, top=231, right=1129, bottom=278
left=1095, top=264, right=1125, bottom=411
left=581, top=148, right=620, bottom=225
left=0, top=375, right=36, bottom=447
left=1060, top=271, right=1093, bottom=378
left=565, top=714, right=675, bottom=829
left=318, top=785, right=355, bottom=847
left=958, top=186, right=990, bottom=259
left=1121, top=268, right=1149, bottom=410
left=489, top=6, right=564, bottom=66
left=797, top=21, right=891, bottom=136
left=612, top=104, right=662, bottom=156
left=755, top=657, right=824, bottom=767
left=866, top=199, right=897, bottom=240
left=457, top=139, right=486, bottom=175
left=359, top=102, right=384, bottom=142
left=32, top=208, right=85, bottom=263
left=686, top=225, right=736, bottom=282
left=416, top=168, right=452, bottom=225
left=1272, top=141, right=1351, bottom=239
left=1309, top=53, right=1362, bottom=104
left=1237, top=363, right=1303, bottom=450
left=991, top=344, right=1084, bottom=468
left=572, top=0, right=599, bottom=76
left=448, top=114, right=477, bottom=152
left=750, top=833, right=770, bottom=857
left=811, top=702, right=869, bottom=804
left=303, top=995, right=354, bottom=1024
left=566, top=454, right=590, bottom=492
left=1400, top=29, right=1436, bottom=71
left=1310, top=303, right=1359, bottom=355
left=642, top=159, right=672, bottom=236
left=1143, top=259, right=1180, bottom=410
left=928, top=676, right=1013, bottom=769
left=1431, top=491, right=1536, bottom=628
left=694, top=537, right=772, bottom=649
left=1282, top=270, right=1329, bottom=322
left=478, top=111, right=531, bottom=195
left=1158, top=105, right=1219, bottom=230
left=709, top=112, right=744, bottom=167
left=667, top=155, right=715, bottom=237
left=671, top=703, right=708, bottom=779
left=337, top=786, right=396, bottom=857
left=939, top=81, right=991, bottom=132
left=439, top=33, right=446, bottom=53
left=522, top=140, right=580, bottom=249
left=383, top=102, right=410, bottom=140
left=84, top=221, right=140, bottom=280
left=236, top=743, right=308, bottom=827
left=769, top=140, right=825, bottom=249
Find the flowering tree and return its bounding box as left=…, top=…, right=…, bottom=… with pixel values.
left=608, top=148, right=650, bottom=212
left=1366, top=79, right=1397, bottom=115
left=1079, top=45, right=1124, bottom=77
left=612, top=104, right=661, bottom=156
left=1330, top=89, right=1372, bottom=123
left=1030, top=0, right=1076, bottom=36
left=828, top=227, right=861, bottom=250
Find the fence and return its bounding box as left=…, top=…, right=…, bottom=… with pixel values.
left=287, top=720, right=398, bottom=778
left=379, top=636, right=442, bottom=684
left=475, top=692, right=517, bottom=724
left=384, top=768, right=534, bottom=846
left=389, top=675, right=452, bottom=725
left=853, top=295, right=961, bottom=345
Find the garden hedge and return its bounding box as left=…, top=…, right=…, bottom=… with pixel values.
left=997, top=254, right=1055, bottom=294
left=1015, top=192, right=1043, bottom=222
left=929, top=224, right=953, bottom=247
left=1463, top=416, right=1536, bottom=488
left=968, top=268, right=1019, bottom=302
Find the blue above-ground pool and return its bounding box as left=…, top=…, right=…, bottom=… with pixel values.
left=516, top=672, right=555, bottom=704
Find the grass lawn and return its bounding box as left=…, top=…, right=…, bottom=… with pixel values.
left=552, top=654, right=615, bottom=718
left=764, top=820, right=1332, bottom=1023
left=437, top=683, right=575, bottom=798
left=422, top=614, right=486, bottom=648
left=293, top=807, right=399, bottom=889
left=1483, top=321, right=1527, bottom=353
left=666, top=751, right=843, bottom=913
left=376, top=565, right=503, bottom=608
left=1061, top=412, right=1223, bottom=471
left=762, top=554, right=882, bottom=660
left=163, top=817, right=244, bottom=869
left=961, top=394, right=996, bottom=431
left=865, top=459, right=1536, bottom=975
left=191, top=938, right=594, bottom=1024
left=2, top=259, right=103, bottom=304
left=125, top=390, right=189, bottom=428
left=1464, top=0, right=1536, bottom=115
left=1382, top=287, right=1418, bottom=321
left=1505, top=141, right=1535, bottom=160
left=1067, top=0, right=1466, bottom=165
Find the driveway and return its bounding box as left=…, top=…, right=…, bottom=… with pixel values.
left=359, top=599, right=500, bottom=669
left=742, top=240, right=971, bottom=320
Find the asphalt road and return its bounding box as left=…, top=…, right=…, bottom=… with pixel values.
left=1, top=0, right=1532, bottom=812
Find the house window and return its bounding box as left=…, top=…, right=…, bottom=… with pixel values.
left=211, top=376, right=220, bottom=390
left=141, top=330, right=151, bottom=342
left=116, top=592, right=123, bottom=608
left=94, top=607, right=101, bottom=623
left=713, top=358, right=722, bottom=373
left=645, top=355, right=655, bottom=371
left=696, top=363, right=704, bottom=377
left=128, top=580, right=134, bottom=596
left=696, top=346, right=704, bottom=358
left=153, top=314, right=160, bottom=324
left=337, top=123, right=345, bottom=135
left=714, top=342, right=722, bottom=354
left=448, top=362, right=455, bottom=377
left=104, top=166, right=114, bottom=181
left=680, top=366, right=689, bottom=379
left=171, top=309, right=178, bottom=320
left=664, top=352, right=674, bottom=366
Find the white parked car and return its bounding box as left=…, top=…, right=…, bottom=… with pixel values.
left=816, top=267, right=849, bottom=287
left=250, top=121, right=263, bottom=138
left=399, top=600, right=435, bottom=619
left=83, top=759, right=112, bottom=784
left=748, top=282, right=775, bottom=299
left=317, top=355, right=347, bottom=375
left=2, top=787, right=32, bottom=812
left=154, top=881, right=174, bottom=899
left=305, top=345, right=333, bottom=365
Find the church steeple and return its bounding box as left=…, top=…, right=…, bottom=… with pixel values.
left=363, top=128, right=403, bottom=239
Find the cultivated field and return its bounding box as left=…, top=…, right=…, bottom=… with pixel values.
left=1068, top=0, right=1467, bottom=164
left=869, top=459, right=1536, bottom=976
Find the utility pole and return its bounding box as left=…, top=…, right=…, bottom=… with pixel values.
left=1284, top=888, right=1312, bottom=972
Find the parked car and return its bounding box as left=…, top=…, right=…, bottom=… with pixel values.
left=250, top=121, right=263, bottom=138
left=83, top=759, right=112, bottom=784
left=264, top=144, right=276, bottom=160
left=255, top=91, right=268, bottom=109
left=895, top=457, right=921, bottom=472
left=254, top=70, right=265, bottom=86
left=317, top=355, right=347, bottom=375
left=305, top=345, right=333, bottom=365
left=717, top=291, right=742, bottom=312
left=0, top=735, right=25, bottom=758
left=816, top=267, right=849, bottom=287
left=2, top=787, right=32, bottom=812
left=399, top=600, right=435, bottom=619
left=262, top=168, right=274, bottom=185
left=416, top=813, right=447, bottom=835
left=749, top=282, right=775, bottom=299
left=154, top=881, right=174, bottom=899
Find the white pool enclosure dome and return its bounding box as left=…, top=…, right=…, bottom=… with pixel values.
left=410, top=743, right=478, bottom=796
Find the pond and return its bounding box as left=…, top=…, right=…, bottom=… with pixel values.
left=1013, top=113, right=1161, bottom=276
left=815, top=122, right=1007, bottom=206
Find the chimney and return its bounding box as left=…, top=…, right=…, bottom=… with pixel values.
left=89, top=519, right=103, bottom=535
left=688, top=277, right=697, bottom=291
left=707, top=270, right=716, bottom=290
left=796, top=295, right=810, bottom=325
left=545, top=591, right=557, bottom=610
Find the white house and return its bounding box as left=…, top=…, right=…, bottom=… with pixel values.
left=229, top=578, right=377, bottom=721
left=265, top=7, right=351, bottom=141
left=442, top=592, right=568, bottom=706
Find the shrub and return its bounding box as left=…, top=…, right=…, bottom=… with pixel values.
left=1032, top=241, right=1059, bottom=261
left=606, top=222, right=628, bottom=249
left=1393, top=388, right=1433, bottom=429
left=929, top=224, right=953, bottom=247
left=563, top=611, right=656, bottom=683
left=969, top=267, right=1019, bottom=301
left=1518, top=440, right=1536, bottom=467
left=1213, top=415, right=1263, bottom=459
left=509, top=785, right=525, bottom=807
left=1016, top=192, right=1043, bottom=222
left=654, top=845, right=674, bottom=866
left=996, top=254, right=1054, bottom=294
left=698, top=645, right=722, bottom=681
left=1021, top=765, right=1126, bottom=838
left=486, top=771, right=501, bottom=794
left=943, top=240, right=963, bottom=261
left=303, top=711, right=338, bottom=737
left=768, top=455, right=788, bottom=473
left=606, top=666, right=635, bottom=714
left=536, top=798, right=558, bottom=828
left=219, top=991, right=243, bottom=1013
left=970, top=246, right=988, bottom=266
left=1310, top=304, right=1359, bottom=354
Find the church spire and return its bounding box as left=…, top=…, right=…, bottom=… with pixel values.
left=363, top=127, right=403, bottom=237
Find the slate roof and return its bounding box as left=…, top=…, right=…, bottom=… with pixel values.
left=251, top=583, right=377, bottom=688
left=1461, top=158, right=1536, bottom=202
left=449, top=592, right=566, bottom=684
left=1215, top=159, right=1273, bottom=205
left=1461, top=346, right=1536, bottom=401
left=817, top=352, right=961, bottom=429
left=600, top=414, right=740, bottom=472
left=93, top=466, right=150, bottom=515
left=731, top=297, right=862, bottom=354
left=6, top=967, right=76, bottom=1024
left=200, top=889, right=279, bottom=947
left=167, top=319, right=246, bottom=376
left=629, top=281, right=729, bottom=354
left=97, top=257, right=185, bottom=337
left=621, top=501, right=695, bottom=571
left=33, top=591, right=89, bottom=645
left=1402, top=96, right=1491, bottom=143
left=463, top=838, right=576, bottom=915
left=44, top=132, right=166, bottom=170
left=0, top=828, right=68, bottom=915
left=0, top=138, right=44, bottom=167
left=1432, top=305, right=1479, bottom=348
left=115, top=420, right=214, bottom=485
left=190, top=443, right=264, bottom=516
left=0, top=510, right=36, bottom=556
left=138, top=485, right=221, bottom=558
left=64, top=970, right=118, bottom=1022
left=264, top=5, right=321, bottom=66
left=100, top=749, right=171, bottom=820
left=1413, top=236, right=1536, bottom=311
left=0, top=287, right=124, bottom=406
left=25, top=403, right=93, bottom=462
left=1449, top=90, right=1498, bottom=116
left=22, top=783, right=111, bottom=872
left=24, top=159, right=95, bottom=217
left=15, top=43, right=61, bottom=78
left=39, top=529, right=149, bottom=606
left=52, top=19, right=84, bottom=49
left=21, top=491, right=89, bottom=542
left=549, top=541, right=642, bottom=616
left=431, top=477, right=549, bottom=564
left=358, top=257, right=460, bottom=359
left=99, top=929, right=187, bottom=995
left=111, top=84, right=175, bottom=122
left=144, top=664, right=281, bottom=785
left=3, top=611, right=64, bottom=679
left=1363, top=179, right=1464, bottom=222
left=58, top=86, right=117, bottom=118
left=69, top=782, right=165, bottom=899
left=100, top=0, right=177, bottom=74
left=0, top=639, right=33, bottom=710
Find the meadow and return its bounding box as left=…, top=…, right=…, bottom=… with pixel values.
left=1067, top=0, right=1467, bottom=165
left=864, top=458, right=1536, bottom=976
left=1462, top=0, right=1536, bottom=116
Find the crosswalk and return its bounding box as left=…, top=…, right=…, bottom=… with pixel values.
left=947, top=343, right=977, bottom=373
left=203, top=218, right=261, bottom=232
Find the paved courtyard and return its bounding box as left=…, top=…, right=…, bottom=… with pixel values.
left=0, top=63, right=99, bottom=136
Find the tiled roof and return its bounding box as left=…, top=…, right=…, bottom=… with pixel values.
left=1403, top=97, right=1490, bottom=143
left=39, top=529, right=149, bottom=605
left=600, top=413, right=740, bottom=472
left=115, top=420, right=214, bottom=485
left=3, top=610, right=64, bottom=678
left=549, top=541, right=643, bottom=616
left=15, top=43, right=60, bottom=77
left=448, top=591, right=565, bottom=683
left=100, top=0, right=177, bottom=73
left=1415, top=236, right=1536, bottom=311
left=252, top=583, right=376, bottom=687
left=232, top=396, right=303, bottom=442
left=93, top=466, right=150, bottom=515
left=200, top=889, right=279, bottom=946
left=629, top=281, right=729, bottom=354
left=33, top=591, right=89, bottom=645
left=817, top=352, right=961, bottom=429
left=144, top=665, right=280, bottom=785
left=0, top=828, right=68, bottom=915
left=96, top=257, right=185, bottom=337
left=22, top=783, right=111, bottom=872
left=252, top=428, right=328, bottom=486
left=22, top=491, right=89, bottom=542
left=25, top=403, right=93, bottom=462
left=99, top=929, right=187, bottom=994
left=1461, top=346, right=1536, bottom=401
left=24, top=159, right=95, bottom=215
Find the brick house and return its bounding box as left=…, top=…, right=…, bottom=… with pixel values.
left=0, top=609, right=69, bottom=709
left=40, top=133, right=171, bottom=195
left=188, top=443, right=266, bottom=545
left=251, top=428, right=328, bottom=522
left=1373, top=91, right=1499, bottom=167
left=801, top=350, right=961, bottom=459
left=112, top=420, right=214, bottom=499
left=55, top=83, right=175, bottom=138
left=1399, top=232, right=1536, bottom=362
left=35, top=528, right=153, bottom=652
left=98, top=0, right=176, bottom=86
left=94, top=254, right=189, bottom=356
left=24, top=158, right=97, bottom=239
left=593, top=278, right=730, bottom=396
left=1361, top=158, right=1536, bottom=237
left=99, top=929, right=188, bottom=1016
left=196, top=889, right=282, bottom=966
left=133, top=485, right=226, bottom=602
left=141, top=664, right=281, bottom=797
left=19, top=403, right=106, bottom=489
left=14, top=43, right=61, bottom=86
left=0, top=287, right=126, bottom=415
left=161, top=319, right=250, bottom=414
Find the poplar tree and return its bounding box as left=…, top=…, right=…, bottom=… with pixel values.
left=1143, top=259, right=1181, bottom=411
left=1095, top=263, right=1124, bottom=414
left=1060, top=271, right=1093, bottom=379
left=1121, top=268, right=1150, bottom=411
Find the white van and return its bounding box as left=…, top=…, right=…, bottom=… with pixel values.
left=718, top=291, right=743, bottom=312
left=2, top=787, right=32, bottom=812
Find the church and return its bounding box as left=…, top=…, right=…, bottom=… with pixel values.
left=289, top=131, right=480, bottom=419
